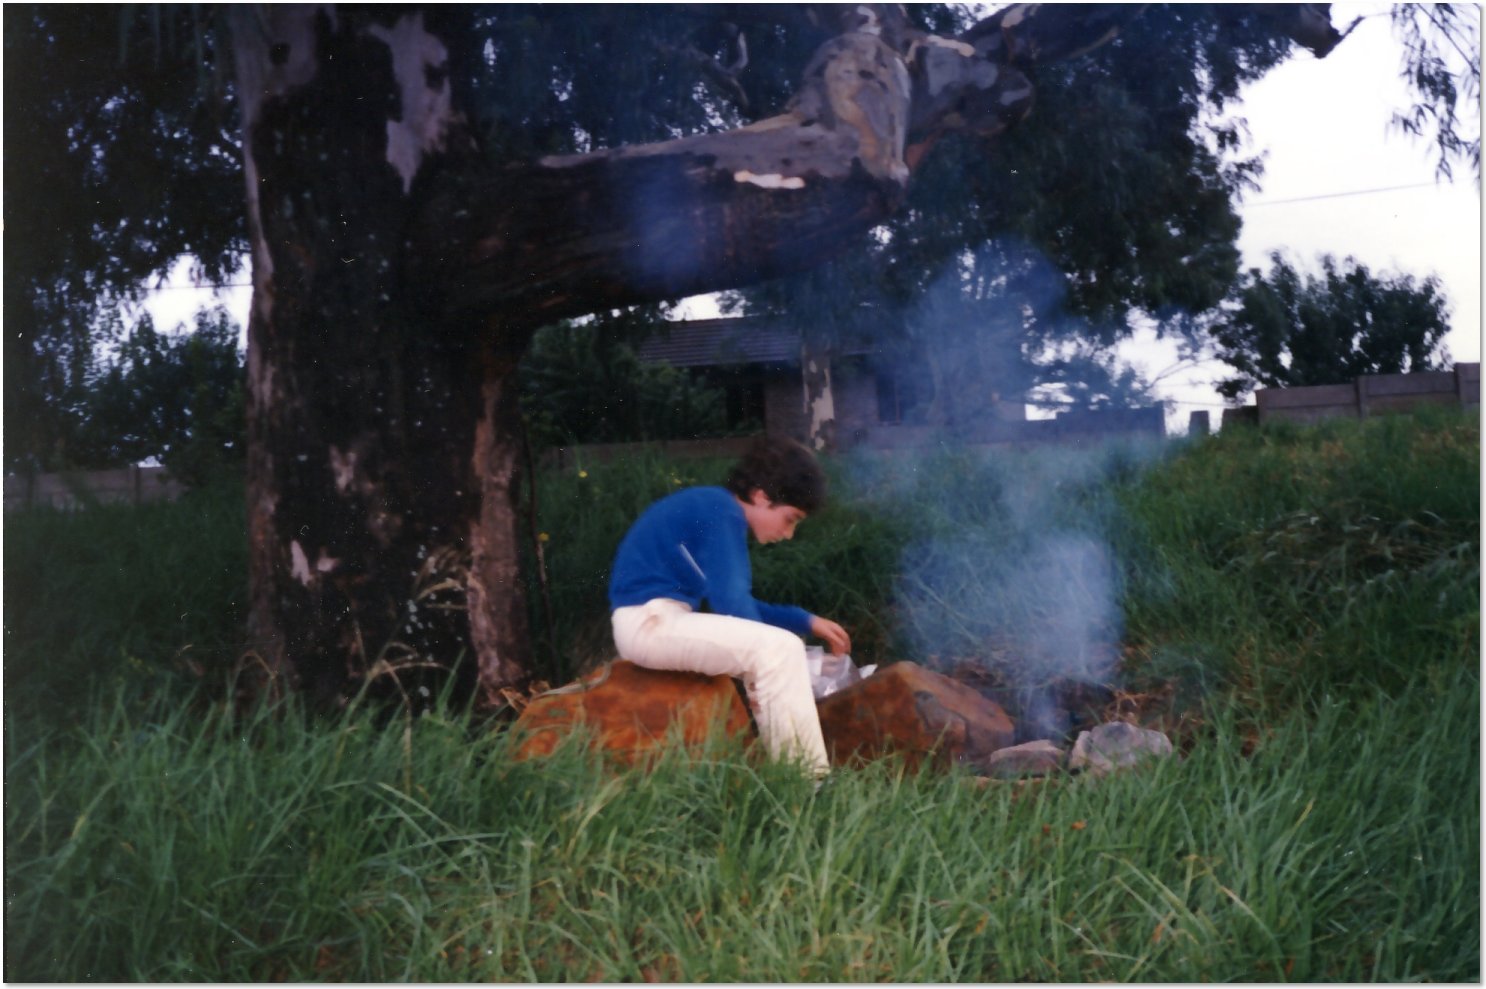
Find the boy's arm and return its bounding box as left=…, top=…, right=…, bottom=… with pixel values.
left=753, top=600, right=814, bottom=638
left=707, top=559, right=844, bottom=649
left=692, top=518, right=814, bottom=637
left=708, top=557, right=813, bottom=638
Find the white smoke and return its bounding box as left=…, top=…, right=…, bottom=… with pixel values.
left=846, top=242, right=1173, bottom=737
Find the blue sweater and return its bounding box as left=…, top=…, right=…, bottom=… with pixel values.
left=608, top=486, right=813, bottom=637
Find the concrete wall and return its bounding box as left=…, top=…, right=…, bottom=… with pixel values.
left=5, top=465, right=187, bottom=512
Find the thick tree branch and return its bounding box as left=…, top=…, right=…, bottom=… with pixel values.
left=419, top=5, right=921, bottom=322
left=416, top=3, right=1346, bottom=323
left=426, top=152, right=901, bottom=325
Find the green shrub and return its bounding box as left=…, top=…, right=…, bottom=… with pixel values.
left=519, top=321, right=734, bottom=449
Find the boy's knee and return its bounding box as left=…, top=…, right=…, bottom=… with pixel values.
left=748, top=627, right=805, bottom=675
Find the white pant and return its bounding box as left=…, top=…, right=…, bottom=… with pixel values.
left=611, top=599, right=829, bottom=778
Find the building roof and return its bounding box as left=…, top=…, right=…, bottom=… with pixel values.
left=636, top=317, right=875, bottom=369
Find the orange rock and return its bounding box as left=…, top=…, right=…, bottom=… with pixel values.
left=817, top=661, right=1015, bottom=771
left=511, top=660, right=754, bottom=763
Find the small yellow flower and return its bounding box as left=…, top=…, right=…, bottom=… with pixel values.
left=538, top=532, right=550, bottom=543
left=578, top=470, right=588, bottom=479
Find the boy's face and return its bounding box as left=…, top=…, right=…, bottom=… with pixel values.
left=743, top=489, right=807, bottom=544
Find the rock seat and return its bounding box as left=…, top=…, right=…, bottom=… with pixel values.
left=513, top=658, right=1025, bottom=775
left=512, top=660, right=753, bottom=763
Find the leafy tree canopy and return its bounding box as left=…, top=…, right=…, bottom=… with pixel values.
left=43, top=305, right=246, bottom=482
left=4, top=5, right=244, bottom=471
left=725, top=4, right=1313, bottom=415
left=729, top=4, right=1475, bottom=417
left=4, top=3, right=1478, bottom=464
left=1211, top=251, right=1452, bottom=398
left=1388, top=3, right=1481, bottom=180
left=80, top=307, right=247, bottom=483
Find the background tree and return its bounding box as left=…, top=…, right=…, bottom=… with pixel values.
left=3, top=6, right=244, bottom=474
left=72, top=307, right=247, bottom=485
left=872, top=242, right=1161, bottom=430
left=1211, top=251, right=1452, bottom=399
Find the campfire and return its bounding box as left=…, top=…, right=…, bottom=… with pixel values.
left=509, top=638, right=1177, bottom=782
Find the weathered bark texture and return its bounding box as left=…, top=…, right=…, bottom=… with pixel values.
left=415, top=5, right=1139, bottom=324
left=233, top=7, right=530, bottom=705
left=230, top=4, right=1348, bottom=705
left=801, top=341, right=837, bottom=451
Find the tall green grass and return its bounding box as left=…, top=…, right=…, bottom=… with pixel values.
left=1117, top=409, right=1479, bottom=709
left=6, top=667, right=1475, bottom=981
left=5, top=411, right=1479, bottom=980
left=4, top=480, right=248, bottom=725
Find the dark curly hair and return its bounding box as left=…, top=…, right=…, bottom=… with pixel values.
left=724, top=435, right=827, bottom=514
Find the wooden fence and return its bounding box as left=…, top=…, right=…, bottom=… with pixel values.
left=4, top=465, right=187, bottom=512
left=1223, top=362, right=1480, bottom=428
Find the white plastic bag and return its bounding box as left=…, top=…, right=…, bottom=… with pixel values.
left=807, top=645, right=866, bottom=699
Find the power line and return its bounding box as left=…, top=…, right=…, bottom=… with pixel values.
left=1246, top=181, right=1441, bottom=207
left=150, top=281, right=252, bottom=291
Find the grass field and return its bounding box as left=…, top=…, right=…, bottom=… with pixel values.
left=5, top=410, right=1479, bottom=981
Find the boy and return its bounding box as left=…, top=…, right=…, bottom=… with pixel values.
left=608, top=436, right=850, bottom=779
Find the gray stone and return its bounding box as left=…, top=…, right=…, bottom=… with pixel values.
left=984, top=739, right=1066, bottom=778
left=1068, top=721, right=1173, bottom=777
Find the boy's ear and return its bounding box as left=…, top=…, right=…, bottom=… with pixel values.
left=748, top=488, right=771, bottom=508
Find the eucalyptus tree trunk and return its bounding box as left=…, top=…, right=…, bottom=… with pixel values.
left=232, top=8, right=529, bottom=706
left=229, top=4, right=1345, bottom=707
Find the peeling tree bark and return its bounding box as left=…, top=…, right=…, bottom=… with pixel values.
left=233, top=7, right=530, bottom=705
left=801, top=342, right=837, bottom=452
left=230, top=3, right=1349, bottom=706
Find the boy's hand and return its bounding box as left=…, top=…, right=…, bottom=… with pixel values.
left=809, top=615, right=852, bottom=656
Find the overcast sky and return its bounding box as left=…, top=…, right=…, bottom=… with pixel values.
left=1126, top=3, right=1482, bottom=429
left=146, top=6, right=1480, bottom=431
